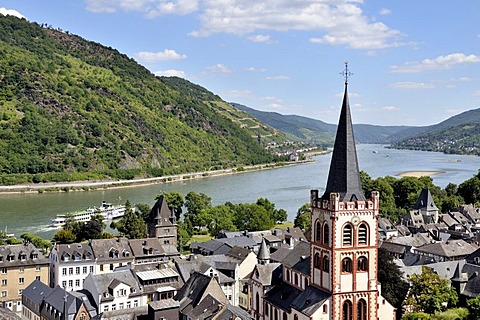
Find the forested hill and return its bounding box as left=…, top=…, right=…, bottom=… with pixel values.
left=391, top=108, right=480, bottom=155
left=232, top=102, right=413, bottom=144
left=0, top=15, right=278, bottom=185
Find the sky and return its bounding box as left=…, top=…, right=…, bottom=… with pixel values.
left=1, top=1, right=479, bottom=126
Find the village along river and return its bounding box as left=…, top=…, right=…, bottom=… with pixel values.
left=1, top=144, right=480, bottom=239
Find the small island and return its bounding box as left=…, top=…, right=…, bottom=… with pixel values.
left=396, top=170, right=446, bottom=178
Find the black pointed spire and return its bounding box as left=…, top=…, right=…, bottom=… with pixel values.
left=321, top=63, right=365, bottom=202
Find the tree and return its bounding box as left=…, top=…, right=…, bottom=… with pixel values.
left=458, top=176, right=480, bottom=205
left=135, top=203, right=151, bottom=221
left=177, top=221, right=191, bottom=252
left=53, top=229, right=76, bottom=244
left=256, top=198, right=287, bottom=223
left=394, top=176, right=425, bottom=210
left=467, top=295, right=480, bottom=320
left=185, top=191, right=212, bottom=229
left=162, top=191, right=184, bottom=221
left=233, top=203, right=274, bottom=231
left=20, top=233, right=52, bottom=253
left=197, top=204, right=237, bottom=236
left=114, top=202, right=147, bottom=239
left=294, top=203, right=311, bottom=232
left=378, top=248, right=409, bottom=318
left=77, top=214, right=105, bottom=241
left=404, top=266, right=458, bottom=314
left=185, top=191, right=211, bottom=216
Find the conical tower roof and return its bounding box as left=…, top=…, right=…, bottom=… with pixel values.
left=257, top=237, right=270, bottom=263
left=321, top=81, right=365, bottom=202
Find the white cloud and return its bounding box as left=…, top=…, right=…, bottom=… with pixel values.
left=390, top=82, right=435, bottom=89
left=450, top=77, right=473, bottom=82
left=193, top=0, right=401, bottom=50
left=154, top=69, right=186, bottom=77
left=390, top=53, right=480, bottom=73
left=248, top=34, right=275, bottom=43
left=137, top=49, right=187, bottom=62
left=0, top=7, right=26, bottom=19
left=206, top=64, right=233, bottom=74
left=379, top=8, right=391, bottom=15
left=383, top=106, right=399, bottom=111
left=85, top=0, right=198, bottom=16
left=266, top=75, right=290, bottom=80
left=474, top=91, right=480, bottom=96
left=245, top=67, right=267, bottom=72
left=261, top=96, right=283, bottom=103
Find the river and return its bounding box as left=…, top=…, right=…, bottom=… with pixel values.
left=1, top=144, right=479, bottom=239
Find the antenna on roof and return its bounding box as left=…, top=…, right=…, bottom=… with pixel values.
left=340, top=61, right=353, bottom=85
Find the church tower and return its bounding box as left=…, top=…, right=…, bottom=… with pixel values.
left=309, top=63, right=382, bottom=320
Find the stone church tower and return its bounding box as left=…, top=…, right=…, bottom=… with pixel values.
left=309, top=70, right=394, bottom=319
left=146, top=195, right=177, bottom=246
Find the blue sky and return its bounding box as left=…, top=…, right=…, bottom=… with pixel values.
left=1, top=1, right=479, bottom=126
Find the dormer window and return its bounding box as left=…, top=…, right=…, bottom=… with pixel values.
left=19, top=253, right=26, bottom=261
left=7, top=254, right=14, bottom=262
left=109, top=249, right=119, bottom=258
left=31, top=253, right=38, bottom=260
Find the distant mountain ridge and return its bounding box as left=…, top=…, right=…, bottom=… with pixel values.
left=232, top=103, right=415, bottom=144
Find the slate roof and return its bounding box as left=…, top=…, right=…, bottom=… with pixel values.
left=128, top=238, right=179, bottom=258
left=257, top=238, right=270, bottom=261
left=89, top=238, right=132, bottom=262
left=42, top=285, right=84, bottom=318
left=22, top=279, right=53, bottom=306
left=270, top=247, right=292, bottom=263
left=414, top=239, right=477, bottom=259
left=380, top=241, right=408, bottom=255
left=216, top=237, right=257, bottom=248
left=185, top=294, right=224, bottom=320
left=226, top=246, right=251, bottom=261
left=55, top=243, right=94, bottom=263
left=0, top=243, right=49, bottom=268
left=217, top=304, right=254, bottom=320
left=291, top=285, right=331, bottom=316
left=253, top=263, right=282, bottom=286
left=264, top=282, right=301, bottom=311
left=87, top=270, right=142, bottom=302
left=175, top=256, right=235, bottom=284
left=282, top=240, right=310, bottom=272
left=175, top=271, right=227, bottom=311
left=414, top=188, right=438, bottom=211
left=147, top=195, right=176, bottom=226
left=321, top=82, right=365, bottom=202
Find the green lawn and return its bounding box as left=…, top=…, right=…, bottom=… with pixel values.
left=275, top=221, right=294, bottom=229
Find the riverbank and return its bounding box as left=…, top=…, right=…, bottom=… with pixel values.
left=0, top=159, right=316, bottom=194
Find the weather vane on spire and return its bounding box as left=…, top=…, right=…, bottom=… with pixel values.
left=340, top=61, right=353, bottom=85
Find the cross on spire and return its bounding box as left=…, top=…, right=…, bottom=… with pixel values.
left=340, top=61, right=353, bottom=85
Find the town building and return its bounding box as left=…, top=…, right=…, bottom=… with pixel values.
left=89, top=238, right=134, bottom=274
left=49, top=243, right=95, bottom=291
left=146, top=195, right=178, bottom=246
left=0, top=243, right=49, bottom=314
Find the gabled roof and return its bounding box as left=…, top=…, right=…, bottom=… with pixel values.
left=282, top=240, right=310, bottom=269
left=22, top=279, right=53, bottom=306
left=252, top=263, right=282, bottom=286
left=415, top=239, right=477, bottom=258
left=321, top=82, right=365, bottom=202
left=291, top=285, right=331, bottom=316
left=264, top=282, right=301, bottom=311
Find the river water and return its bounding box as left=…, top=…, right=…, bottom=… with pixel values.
left=1, top=144, right=479, bottom=239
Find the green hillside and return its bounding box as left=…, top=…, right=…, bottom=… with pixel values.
left=0, top=15, right=280, bottom=185
left=232, top=102, right=413, bottom=144
left=391, top=108, right=480, bottom=155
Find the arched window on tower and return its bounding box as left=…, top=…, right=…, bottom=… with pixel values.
left=358, top=223, right=368, bottom=245
left=343, top=300, right=353, bottom=320
left=357, top=299, right=367, bottom=320
left=316, top=220, right=321, bottom=242
left=357, top=256, right=368, bottom=272
left=322, top=255, right=330, bottom=273
left=314, top=253, right=321, bottom=269
left=342, top=257, right=353, bottom=273
left=343, top=224, right=353, bottom=246
left=323, top=223, right=330, bottom=245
